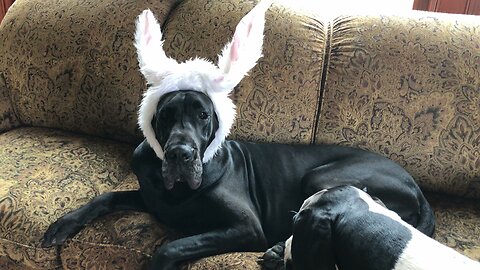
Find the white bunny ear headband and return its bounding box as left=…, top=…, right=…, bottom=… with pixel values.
left=135, top=0, right=272, bottom=163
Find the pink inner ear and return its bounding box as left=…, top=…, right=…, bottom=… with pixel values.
left=144, top=13, right=152, bottom=45
left=230, top=34, right=240, bottom=62
left=230, top=15, right=255, bottom=63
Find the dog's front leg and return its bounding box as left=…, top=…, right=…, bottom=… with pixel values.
left=42, top=190, right=146, bottom=247
left=148, top=225, right=267, bottom=270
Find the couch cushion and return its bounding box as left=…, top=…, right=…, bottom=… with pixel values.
left=59, top=190, right=480, bottom=270
left=428, top=193, right=480, bottom=261
left=1, top=128, right=478, bottom=269
left=163, top=0, right=327, bottom=144
left=0, top=0, right=179, bottom=144
left=58, top=179, right=175, bottom=270
left=0, top=127, right=137, bottom=269
left=59, top=177, right=263, bottom=270
left=314, top=13, right=480, bottom=198
left=0, top=127, right=264, bottom=270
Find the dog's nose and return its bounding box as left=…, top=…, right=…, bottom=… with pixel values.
left=165, top=145, right=195, bottom=163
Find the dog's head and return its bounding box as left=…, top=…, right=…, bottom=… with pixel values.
left=134, top=1, right=272, bottom=190
left=155, top=90, right=218, bottom=190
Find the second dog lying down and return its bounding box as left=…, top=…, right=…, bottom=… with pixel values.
left=284, top=186, right=480, bottom=270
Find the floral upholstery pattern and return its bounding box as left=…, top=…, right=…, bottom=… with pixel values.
left=0, top=0, right=479, bottom=269
left=0, top=0, right=179, bottom=144
left=428, top=194, right=480, bottom=261
left=0, top=127, right=136, bottom=269
left=0, top=72, right=19, bottom=133
left=314, top=14, right=480, bottom=198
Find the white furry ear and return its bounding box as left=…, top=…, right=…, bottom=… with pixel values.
left=216, top=0, right=272, bottom=91
left=135, top=9, right=178, bottom=85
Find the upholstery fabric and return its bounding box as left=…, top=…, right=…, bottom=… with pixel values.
left=163, top=0, right=326, bottom=144
left=0, top=0, right=180, bottom=144
left=314, top=13, right=480, bottom=198
left=427, top=193, right=480, bottom=261
left=0, top=127, right=136, bottom=269
left=0, top=0, right=479, bottom=269
left=0, top=72, right=19, bottom=133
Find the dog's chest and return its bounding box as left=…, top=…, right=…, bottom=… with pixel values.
left=139, top=185, right=228, bottom=235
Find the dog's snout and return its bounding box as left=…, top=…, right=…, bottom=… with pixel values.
left=165, top=145, right=195, bottom=163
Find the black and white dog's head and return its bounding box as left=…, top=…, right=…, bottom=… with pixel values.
left=284, top=186, right=401, bottom=270
left=284, top=186, right=480, bottom=270
left=134, top=1, right=272, bottom=190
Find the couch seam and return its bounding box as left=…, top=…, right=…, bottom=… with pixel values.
left=67, top=238, right=153, bottom=258
left=0, top=236, right=153, bottom=263
left=311, top=18, right=332, bottom=144
left=0, top=237, right=44, bottom=249
left=0, top=237, right=63, bottom=269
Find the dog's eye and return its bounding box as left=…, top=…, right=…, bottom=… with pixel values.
left=199, top=112, right=209, bottom=120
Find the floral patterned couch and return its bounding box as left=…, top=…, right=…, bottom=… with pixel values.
left=0, top=0, right=479, bottom=269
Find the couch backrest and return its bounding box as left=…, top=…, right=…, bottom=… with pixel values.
left=0, top=0, right=179, bottom=144
left=1, top=0, right=479, bottom=198
left=314, top=13, right=480, bottom=198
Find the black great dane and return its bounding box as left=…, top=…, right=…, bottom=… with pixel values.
left=42, top=1, right=435, bottom=269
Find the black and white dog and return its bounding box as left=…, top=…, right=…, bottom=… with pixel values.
left=42, top=1, right=435, bottom=269
left=283, top=186, right=480, bottom=270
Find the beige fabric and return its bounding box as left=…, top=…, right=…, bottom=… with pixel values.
left=0, top=0, right=479, bottom=269
left=428, top=193, right=480, bottom=261
left=0, top=127, right=136, bottom=269
left=315, top=13, right=480, bottom=198
left=0, top=0, right=179, bottom=144
left=0, top=72, right=19, bottom=133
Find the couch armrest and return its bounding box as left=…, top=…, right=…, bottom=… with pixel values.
left=0, top=4, right=22, bottom=133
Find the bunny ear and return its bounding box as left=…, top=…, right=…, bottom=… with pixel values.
left=135, top=9, right=178, bottom=85
left=216, top=0, right=272, bottom=91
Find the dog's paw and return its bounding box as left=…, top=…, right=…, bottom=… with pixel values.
left=258, top=242, right=286, bottom=270
left=41, top=215, right=84, bottom=248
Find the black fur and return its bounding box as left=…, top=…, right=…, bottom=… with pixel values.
left=287, top=186, right=412, bottom=270
left=42, top=91, right=434, bottom=270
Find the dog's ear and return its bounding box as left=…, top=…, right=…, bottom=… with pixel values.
left=135, top=9, right=178, bottom=86
left=291, top=208, right=337, bottom=270
left=216, top=0, right=272, bottom=92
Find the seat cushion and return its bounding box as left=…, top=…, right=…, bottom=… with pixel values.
left=0, top=127, right=137, bottom=269
left=0, top=127, right=265, bottom=270
left=59, top=178, right=262, bottom=270
left=1, top=127, right=478, bottom=269
left=428, top=193, right=480, bottom=261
